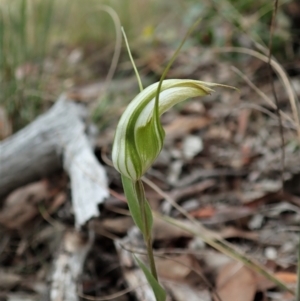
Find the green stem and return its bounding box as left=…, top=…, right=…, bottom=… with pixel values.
left=135, top=179, right=158, bottom=280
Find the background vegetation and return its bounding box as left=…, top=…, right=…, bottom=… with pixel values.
left=0, top=0, right=294, bottom=130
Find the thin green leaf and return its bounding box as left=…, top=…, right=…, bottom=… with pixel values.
left=122, top=176, right=154, bottom=236
left=135, top=256, right=166, bottom=301
left=121, top=175, right=144, bottom=232
left=122, top=27, right=143, bottom=92
left=153, top=18, right=202, bottom=124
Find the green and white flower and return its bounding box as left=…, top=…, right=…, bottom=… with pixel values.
left=112, top=78, right=225, bottom=181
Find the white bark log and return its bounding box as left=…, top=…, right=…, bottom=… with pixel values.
left=49, top=230, right=93, bottom=301
left=0, top=95, right=108, bottom=227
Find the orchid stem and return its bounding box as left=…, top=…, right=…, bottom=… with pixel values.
left=135, top=179, right=158, bottom=280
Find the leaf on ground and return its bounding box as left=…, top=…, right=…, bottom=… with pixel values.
left=219, top=226, right=258, bottom=241
left=152, top=217, right=193, bottom=240
left=189, top=205, right=216, bottom=218
left=0, top=271, right=21, bottom=289
left=275, top=272, right=297, bottom=284
left=215, top=262, right=257, bottom=301
left=97, top=217, right=134, bottom=234
left=164, top=115, right=212, bottom=141
left=164, top=283, right=211, bottom=301
left=200, top=205, right=254, bottom=224
left=156, top=255, right=193, bottom=281
left=0, top=181, right=51, bottom=229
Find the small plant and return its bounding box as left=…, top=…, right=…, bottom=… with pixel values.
left=112, top=21, right=234, bottom=301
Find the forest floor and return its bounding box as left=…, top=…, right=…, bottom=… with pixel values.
left=1, top=1, right=300, bottom=301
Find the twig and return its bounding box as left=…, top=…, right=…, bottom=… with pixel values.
left=235, top=102, right=294, bottom=128
left=216, top=47, right=300, bottom=138
left=231, top=66, right=296, bottom=128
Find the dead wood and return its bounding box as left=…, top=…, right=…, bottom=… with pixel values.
left=0, top=95, right=109, bottom=227
left=48, top=230, right=93, bottom=301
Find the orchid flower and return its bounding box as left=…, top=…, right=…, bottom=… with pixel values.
left=112, top=79, right=224, bottom=181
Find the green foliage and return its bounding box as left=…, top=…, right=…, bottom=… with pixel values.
left=188, top=0, right=290, bottom=55
left=121, top=176, right=153, bottom=235
left=0, top=0, right=60, bottom=129
left=0, top=0, right=291, bottom=130
left=135, top=256, right=166, bottom=301
left=122, top=176, right=164, bottom=300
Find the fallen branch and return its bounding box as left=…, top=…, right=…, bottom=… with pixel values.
left=0, top=95, right=108, bottom=227
left=48, top=230, right=93, bottom=301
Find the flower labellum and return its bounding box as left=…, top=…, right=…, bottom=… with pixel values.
left=112, top=79, right=228, bottom=181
